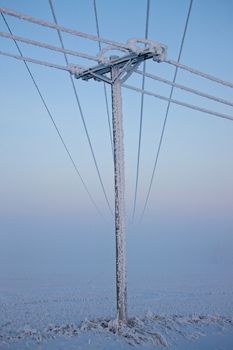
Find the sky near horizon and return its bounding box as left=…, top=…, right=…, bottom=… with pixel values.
left=0, top=0, right=233, bottom=277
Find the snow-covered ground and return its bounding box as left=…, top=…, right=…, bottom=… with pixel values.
left=1, top=264, right=233, bottom=349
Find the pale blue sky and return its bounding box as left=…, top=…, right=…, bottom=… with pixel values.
left=0, top=0, right=233, bottom=276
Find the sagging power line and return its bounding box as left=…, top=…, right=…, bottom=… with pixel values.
left=93, top=0, right=114, bottom=157
left=166, top=59, right=233, bottom=89
left=0, top=14, right=104, bottom=219
left=1, top=5, right=233, bottom=93
left=1, top=31, right=232, bottom=110
left=0, top=6, right=130, bottom=50
left=1, top=49, right=233, bottom=122
left=135, top=70, right=233, bottom=108
left=132, top=0, right=151, bottom=222
left=122, top=83, right=233, bottom=122
left=1, top=48, right=232, bottom=122
left=0, top=31, right=99, bottom=62
left=47, top=0, right=113, bottom=217
left=140, top=0, right=193, bottom=221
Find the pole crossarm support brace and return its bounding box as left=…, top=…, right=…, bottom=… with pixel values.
left=71, top=38, right=167, bottom=84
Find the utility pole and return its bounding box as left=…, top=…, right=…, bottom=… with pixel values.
left=73, top=39, right=166, bottom=325
left=111, top=60, right=127, bottom=323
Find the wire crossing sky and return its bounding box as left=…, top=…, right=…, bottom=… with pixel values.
left=132, top=0, right=151, bottom=222
left=47, top=0, right=113, bottom=217
left=1, top=12, right=104, bottom=219
left=93, top=0, right=114, bottom=159
left=0, top=0, right=232, bottom=233
left=140, top=0, right=193, bottom=221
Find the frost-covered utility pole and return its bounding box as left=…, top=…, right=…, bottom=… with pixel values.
left=73, top=38, right=166, bottom=324
left=111, top=61, right=127, bottom=323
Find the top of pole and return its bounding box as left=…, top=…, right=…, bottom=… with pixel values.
left=71, top=38, right=167, bottom=83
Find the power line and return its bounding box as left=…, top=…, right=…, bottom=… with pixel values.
left=1, top=13, right=103, bottom=218
left=123, top=83, right=233, bottom=122
left=0, top=6, right=130, bottom=50
left=48, top=0, right=113, bottom=216
left=3, top=45, right=232, bottom=114
left=0, top=49, right=70, bottom=71
left=2, top=5, right=233, bottom=91
left=165, top=59, right=233, bottom=90
left=93, top=0, right=114, bottom=157
left=132, top=0, right=151, bottom=222
left=2, top=6, right=233, bottom=92
left=0, top=31, right=98, bottom=62
left=140, top=0, right=193, bottom=222
left=136, top=69, right=233, bottom=108
left=2, top=47, right=232, bottom=122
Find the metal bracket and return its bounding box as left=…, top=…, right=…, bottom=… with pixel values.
left=72, top=37, right=167, bottom=84
left=120, top=61, right=141, bottom=84
left=126, top=38, right=167, bottom=62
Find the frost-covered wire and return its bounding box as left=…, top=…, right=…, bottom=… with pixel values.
left=136, top=70, right=233, bottom=108
left=93, top=0, right=114, bottom=157
left=0, top=49, right=70, bottom=71
left=165, top=59, right=233, bottom=89
left=139, top=0, right=193, bottom=222
left=48, top=0, right=113, bottom=216
left=0, top=31, right=99, bottom=62
left=1, top=13, right=103, bottom=218
left=0, top=6, right=129, bottom=50
left=2, top=6, right=233, bottom=91
left=132, top=0, right=151, bottom=222
left=123, top=83, right=233, bottom=122
left=3, top=26, right=231, bottom=109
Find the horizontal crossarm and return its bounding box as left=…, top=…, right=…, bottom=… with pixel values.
left=73, top=44, right=166, bottom=83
